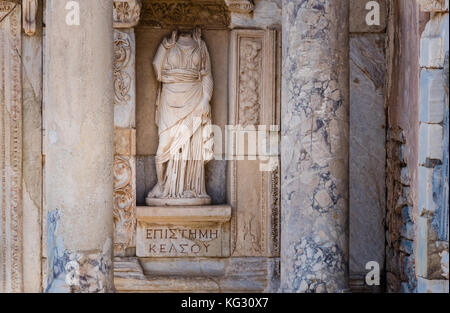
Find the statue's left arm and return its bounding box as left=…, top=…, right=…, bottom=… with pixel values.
left=201, top=41, right=213, bottom=104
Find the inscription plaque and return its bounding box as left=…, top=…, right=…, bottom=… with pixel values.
left=136, top=206, right=231, bottom=257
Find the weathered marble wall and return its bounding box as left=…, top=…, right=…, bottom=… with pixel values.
left=416, top=0, right=449, bottom=292
left=384, top=0, right=429, bottom=293
left=280, top=0, right=349, bottom=293
left=43, top=0, right=115, bottom=292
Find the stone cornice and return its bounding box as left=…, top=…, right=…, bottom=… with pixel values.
left=139, top=0, right=230, bottom=29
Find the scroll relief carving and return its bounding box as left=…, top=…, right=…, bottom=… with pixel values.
left=113, top=156, right=136, bottom=254
left=114, top=31, right=132, bottom=106
left=113, top=0, right=141, bottom=29
left=239, top=38, right=262, bottom=127
left=0, top=1, right=23, bottom=292
left=140, top=0, right=230, bottom=28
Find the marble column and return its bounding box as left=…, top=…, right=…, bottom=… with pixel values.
left=44, top=0, right=115, bottom=292
left=280, top=0, right=350, bottom=292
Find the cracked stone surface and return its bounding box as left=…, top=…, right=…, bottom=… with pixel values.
left=280, top=0, right=349, bottom=292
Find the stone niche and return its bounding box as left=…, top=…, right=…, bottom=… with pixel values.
left=135, top=27, right=229, bottom=205
left=114, top=0, right=282, bottom=293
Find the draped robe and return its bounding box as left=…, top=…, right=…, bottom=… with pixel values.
left=147, top=34, right=214, bottom=200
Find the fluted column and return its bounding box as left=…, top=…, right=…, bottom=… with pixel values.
left=280, top=0, right=350, bottom=292
left=44, top=0, right=115, bottom=292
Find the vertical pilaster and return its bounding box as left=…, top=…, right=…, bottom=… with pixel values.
left=0, top=1, right=23, bottom=293
left=280, top=0, right=350, bottom=292
left=112, top=0, right=141, bottom=257
left=44, top=0, right=115, bottom=292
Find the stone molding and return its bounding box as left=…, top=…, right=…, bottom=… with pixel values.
left=0, top=1, right=23, bottom=293
left=114, top=256, right=280, bottom=292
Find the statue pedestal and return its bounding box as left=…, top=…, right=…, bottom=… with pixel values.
left=145, top=196, right=211, bottom=206
left=136, top=205, right=231, bottom=257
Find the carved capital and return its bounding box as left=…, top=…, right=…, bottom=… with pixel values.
left=225, top=0, right=254, bottom=14
left=418, top=0, right=449, bottom=12
left=113, top=0, right=141, bottom=29
left=22, top=0, right=38, bottom=36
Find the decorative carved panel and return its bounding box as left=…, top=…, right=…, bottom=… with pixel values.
left=114, top=155, right=136, bottom=255
left=113, top=28, right=137, bottom=256
left=0, top=1, right=23, bottom=292
left=228, top=29, right=280, bottom=257
left=114, top=29, right=136, bottom=128
left=140, top=0, right=230, bottom=29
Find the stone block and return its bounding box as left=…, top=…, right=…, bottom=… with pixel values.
left=416, top=216, right=448, bottom=279
left=136, top=205, right=231, bottom=257
left=420, top=69, right=446, bottom=123
left=417, top=217, right=430, bottom=277
left=420, top=13, right=449, bottom=68
left=350, top=0, right=387, bottom=33
left=400, top=167, right=410, bottom=185
left=418, top=166, right=438, bottom=214
left=402, top=255, right=417, bottom=288
left=401, top=222, right=415, bottom=240
left=400, top=239, right=414, bottom=255
left=419, top=123, right=444, bottom=165
left=402, top=206, right=413, bottom=224
left=114, top=256, right=279, bottom=292
left=417, top=277, right=449, bottom=293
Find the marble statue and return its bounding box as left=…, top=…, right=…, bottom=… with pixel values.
left=146, top=28, right=214, bottom=206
